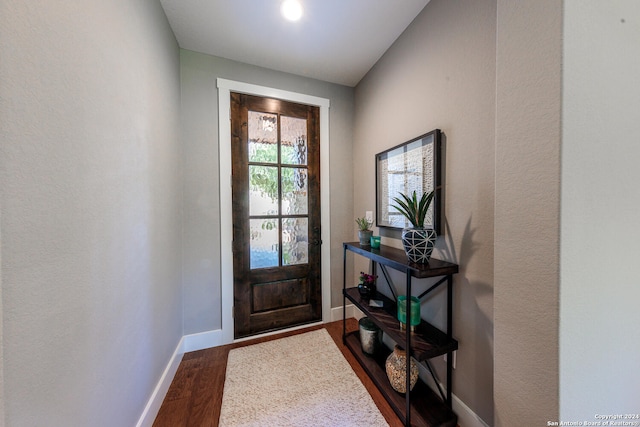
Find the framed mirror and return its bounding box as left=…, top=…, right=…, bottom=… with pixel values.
left=375, top=129, right=442, bottom=233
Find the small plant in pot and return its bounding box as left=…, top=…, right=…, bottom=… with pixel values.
left=355, top=217, right=373, bottom=246
left=391, top=190, right=437, bottom=263
left=358, top=271, right=377, bottom=298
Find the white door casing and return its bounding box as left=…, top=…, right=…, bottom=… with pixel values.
left=217, top=79, right=331, bottom=344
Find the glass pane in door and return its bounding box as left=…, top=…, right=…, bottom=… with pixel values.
left=281, top=167, right=308, bottom=215
left=246, top=110, right=310, bottom=270
left=282, top=218, right=308, bottom=265
left=281, top=116, right=307, bottom=165
left=249, top=165, right=279, bottom=215
left=250, top=218, right=279, bottom=269
left=248, top=111, right=278, bottom=163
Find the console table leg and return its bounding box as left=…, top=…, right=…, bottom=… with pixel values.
left=446, top=275, right=453, bottom=407
left=405, top=273, right=412, bottom=426
left=342, top=245, right=347, bottom=344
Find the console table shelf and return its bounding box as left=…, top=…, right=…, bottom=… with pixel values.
left=342, top=242, right=459, bottom=427
left=344, top=287, right=458, bottom=361
left=343, top=242, right=458, bottom=278
left=344, top=332, right=457, bottom=427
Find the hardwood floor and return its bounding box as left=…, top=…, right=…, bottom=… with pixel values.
left=153, top=319, right=404, bottom=426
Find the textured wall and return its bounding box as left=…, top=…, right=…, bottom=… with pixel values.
left=353, top=0, right=497, bottom=423
left=0, top=1, right=182, bottom=425
left=494, top=0, right=562, bottom=425
left=0, top=208, right=4, bottom=425
left=561, top=0, right=640, bottom=419
left=180, top=50, right=355, bottom=333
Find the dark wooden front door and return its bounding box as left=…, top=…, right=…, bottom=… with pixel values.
left=230, top=92, right=321, bottom=339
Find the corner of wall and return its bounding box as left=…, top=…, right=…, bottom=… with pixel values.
left=494, top=0, right=562, bottom=424
left=0, top=212, right=5, bottom=427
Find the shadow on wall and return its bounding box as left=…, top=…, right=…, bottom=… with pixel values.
left=444, top=215, right=495, bottom=425
left=441, top=216, right=478, bottom=267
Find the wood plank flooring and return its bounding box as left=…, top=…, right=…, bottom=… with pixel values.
left=153, top=319, right=404, bottom=426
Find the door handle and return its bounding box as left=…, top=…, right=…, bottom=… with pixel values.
left=312, top=227, right=321, bottom=246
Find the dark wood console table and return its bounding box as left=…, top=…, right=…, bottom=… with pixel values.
left=342, top=242, right=459, bottom=427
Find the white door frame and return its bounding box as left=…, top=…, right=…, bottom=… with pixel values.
left=217, top=78, right=331, bottom=344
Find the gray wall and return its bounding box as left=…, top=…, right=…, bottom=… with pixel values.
left=494, top=0, right=562, bottom=425
left=180, top=50, right=355, bottom=334
left=561, top=0, right=640, bottom=418
left=0, top=1, right=182, bottom=425
left=494, top=1, right=640, bottom=422
left=0, top=207, right=3, bottom=426
left=3, top=0, right=635, bottom=424
left=353, top=0, right=497, bottom=423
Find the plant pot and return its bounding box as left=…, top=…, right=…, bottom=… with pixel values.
left=358, top=282, right=374, bottom=299
left=358, top=230, right=373, bottom=246
left=401, top=227, right=436, bottom=263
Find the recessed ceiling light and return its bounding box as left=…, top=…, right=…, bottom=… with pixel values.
left=281, top=0, right=303, bottom=22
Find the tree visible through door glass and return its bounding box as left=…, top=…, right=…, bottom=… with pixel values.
left=247, top=111, right=309, bottom=269
left=248, top=111, right=278, bottom=163
left=249, top=165, right=279, bottom=216
left=281, top=167, right=307, bottom=215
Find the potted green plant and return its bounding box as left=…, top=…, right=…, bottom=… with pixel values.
left=355, top=217, right=373, bottom=246
left=391, top=190, right=437, bottom=263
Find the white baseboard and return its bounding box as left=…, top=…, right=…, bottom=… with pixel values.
left=451, top=392, right=490, bottom=427
left=181, top=329, right=224, bottom=353
left=136, top=329, right=224, bottom=426
left=135, top=337, right=185, bottom=427
left=330, top=303, right=365, bottom=321
left=410, top=353, right=489, bottom=427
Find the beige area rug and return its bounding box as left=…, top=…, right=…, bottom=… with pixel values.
left=219, top=329, right=389, bottom=427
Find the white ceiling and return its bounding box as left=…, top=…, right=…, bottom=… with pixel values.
left=159, top=0, right=430, bottom=87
